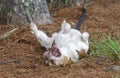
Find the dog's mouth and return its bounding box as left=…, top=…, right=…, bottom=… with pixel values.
left=43, top=46, right=61, bottom=66
left=51, top=46, right=61, bottom=57
left=44, top=46, right=61, bottom=60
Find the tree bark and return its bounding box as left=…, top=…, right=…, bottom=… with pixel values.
left=0, top=0, right=52, bottom=25
left=0, top=0, right=14, bottom=24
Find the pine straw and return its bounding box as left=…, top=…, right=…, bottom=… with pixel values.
left=0, top=0, right=120, bottom=77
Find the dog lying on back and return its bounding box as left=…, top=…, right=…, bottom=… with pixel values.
left=43, top=20, right=89, bottom=66
left=30, top=20, right=89, bottom=66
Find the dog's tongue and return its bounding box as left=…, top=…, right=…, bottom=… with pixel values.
left=52, top=47, right=61, bottom=57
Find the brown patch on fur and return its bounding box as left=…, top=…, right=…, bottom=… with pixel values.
left=48, top=48, right=51, bottom=51
left=77, top=49, right=86, bottom=59
left=49, top=60, right=56, bottom=66
left=61, top=56, right=72, bottom=66
left=48, top=41, right=56, bottom=51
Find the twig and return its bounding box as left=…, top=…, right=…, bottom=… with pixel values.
left=0, top=59, right=22, bottom=65
left=84, top=1, right=95, bottom=9
left=0, top=28, right=18, bottom=40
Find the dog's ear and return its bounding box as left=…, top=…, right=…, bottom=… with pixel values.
left=52, top=47, right=61, bottom=57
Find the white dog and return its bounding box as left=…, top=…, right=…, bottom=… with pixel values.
left=43, top=20, right=89, bottom=66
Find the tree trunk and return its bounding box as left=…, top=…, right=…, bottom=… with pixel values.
left=0, top=0, right=14, bottom=24
left=0, top=0, right=52, bottom=25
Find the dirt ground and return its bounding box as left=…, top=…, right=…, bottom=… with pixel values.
left=0, top=0, right=120, bottom=78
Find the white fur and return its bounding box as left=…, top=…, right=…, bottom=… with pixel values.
left=30, top=23, right=54, bottom=50
left=29, top=21, right=89, bottom=66
left=59, top=20, right=71, bottom=34
left=44, top=20, right=90, bottom=66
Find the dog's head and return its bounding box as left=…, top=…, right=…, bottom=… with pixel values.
left=43, top=46, right=71, bottom=66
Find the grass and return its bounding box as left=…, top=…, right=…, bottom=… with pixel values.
left=89, top=35, right=120, bottom=60
left=89, top=34, right=120, bottom=78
